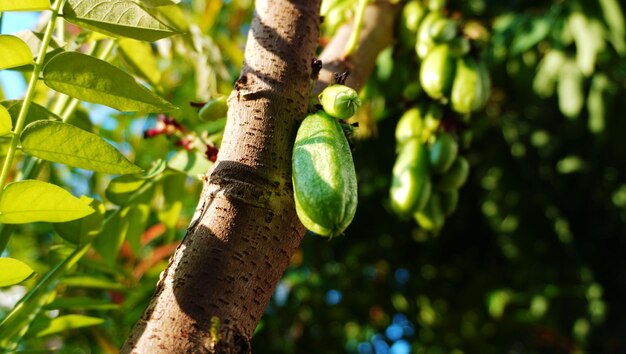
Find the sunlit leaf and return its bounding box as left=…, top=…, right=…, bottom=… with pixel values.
left=0, top=0, right=49, bottom=11
left=21, top=120, right=144, bottom=174
left=587, top=73, right=611, bottom=134
left=138, top=0, right=181, bottom=7
left=533, top=49, right=565, bottom=98
left=0, top=180, right=94, bottom=224
left=26, top=315, right=104, bottom=338
left=61, top=275, right=125, bottom=290
left=0, top=245, right=90, bottom=350
left=118, top=38, right=161, bottom=85
left=125, top=204, right=150, bottom=254
left=63, top=0, right=178, bottom=41
left=14, top=30, right=65, bottom=60
left=54, top=197, right=106, bottom=245
left=1, top=100, right=62, bottom=127
left=167, top=150, right=213, bottom=178
left=0, top=258, right=34, bottom=287
left=568, top=12, right=604, bottom=77
left=0, top=35, right=33, bottom=70
left=105, top=174, right=147, bottom=205
left=43, top=52, right=176, bottom=113
left=0, top=105, right=12, bottom=136
left=599, top=0, right=626, bottom=55
left=510, top=17, right=551, bottom=56
left=44, top=297, right=121, bottom=310
left=557, top=60, right=584, bottom=119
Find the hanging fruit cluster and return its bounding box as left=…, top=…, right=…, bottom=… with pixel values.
left=390, top=0, right=490, bottom=234
left=292, top=84, right=361, bottom=238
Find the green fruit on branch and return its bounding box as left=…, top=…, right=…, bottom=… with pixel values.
left=451, top=56, right=490, bottom=114
left=423, top=103, right=444, bottom=136
left=319, top=84, right=362, bottom=119
left=420, top=44, right=456, bottom=100
left=429, top=131, right=458, bottom=173
left=414, top=192, right=445, bottom=232
left=398, top=0, right=427, bottom=49
left=390, top=138, right=432, bottom=216
left=438, top=190, right=458, bottom=216
left=292, top=111, right=358, bottom=237
left=395, top=104, right=426, bottom=146
left=416, top=11, right=442, bottom=59
left=435, top=155, right=469, bottom=192
left=429, top=18, right=458, bottom=42
left=428, top=0, right=447, bottom=11
left=199, top=96, right=228, bottom=121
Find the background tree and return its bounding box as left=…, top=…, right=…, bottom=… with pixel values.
left=0, top=0, right=625, bottom=353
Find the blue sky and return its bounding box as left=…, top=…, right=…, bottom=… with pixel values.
left=1, top=12, right=40, bottom=99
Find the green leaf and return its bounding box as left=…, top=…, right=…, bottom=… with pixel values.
left=510, top=17, right=551, bottom=56
left=21, top=121, right=144, bottom=174
left=138, top=0, right=181, bottom=7
left=61, top=275, right=125, bottom=290
left=0, top=0, right=49, bottom=11
left=0, top=35, right=33, bottom=70
left=44, top=296, right=121, bottom=310
left=124, top=204, right=150, bottom=254
left=0, top=258, right=34, bottom=287
left=0, top=244, right=90, bottom=350
left=1, top=100, right=62, bottom=128
left=0, top=180, right=94, bottom=224
left=14, top=30, right=65, bottom=60
left=26, top=314, right=104, bottom=339
left=105, top=174, right=147, bottom=205
left=63, top=0, right=178, bottom=42
left=587, top=73, right=611, bottom=134
left=167, top=150, right=213, bottom=178
left=118, top=38, right=161, bottom=85
left=557, top=60, right=584, bottom=119
left=0, top=105, right=12, bottom=136
left=54, top=197, right=105, bottom=245
left=157, top=173, right=185, bottom=241
left=43, top=52, right=176, bottom=113
left=568, top=12, right=604, bottom=76
left=599, top=0, right=626, bottom=55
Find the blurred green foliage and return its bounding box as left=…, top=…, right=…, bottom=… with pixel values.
left=1, top=0, right=625, bottom=353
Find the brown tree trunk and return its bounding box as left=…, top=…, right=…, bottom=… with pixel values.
left=121, top=1, right=397, bottom=353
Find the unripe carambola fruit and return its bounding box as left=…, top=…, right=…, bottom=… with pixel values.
left=390, top=138, right=431, bottom=216
left=395, top=104, right=426, bottom=147
left=319, top=84, right=362, bottom=119
left=420, top=44, right=456, bottom=101
left=436, top=155, right=469, bottom=192
left=398, top=1, right=427, bottom=49
left=199, top=96, right=228, bottom=121
left=429, top=17, right=458, bottom=43
left=429, top=131, right=458, bottom=173
left=414, top=192, right=445, bottom=232
left=292, top=111, right=358, bottom=237
left=439, top=190, right=458, bottom=216
left=416, top=11, right=442, bottom=59
left=451, top=57, right=490, bottom=114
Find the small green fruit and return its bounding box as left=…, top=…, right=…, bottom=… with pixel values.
left=292, top=111, right=358, bottom=237
left=451, top=57, right=490, bottom=114
left=414, top=193, right=445, bottom=232
left=395, top=104, right=426, bottom=146
left=420, top=44, right=456, bottom=100
left=436, top=156, right=469, bottom=192
left=429, top=132, right=458, bottom=173
left=390, top=138, right=431, bottom=215
left=319, top=84, right=362, bottom=119
left=439, top=190, right=458, bottom=216
left=199, top=96, right=228, bottom=121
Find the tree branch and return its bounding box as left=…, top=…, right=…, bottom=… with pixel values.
left=122, top=1, right=320, bottom=352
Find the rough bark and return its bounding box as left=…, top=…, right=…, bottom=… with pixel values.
left=121, top=1, right=397, bottom=353
left=122, top=1, right=321, bottom=352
